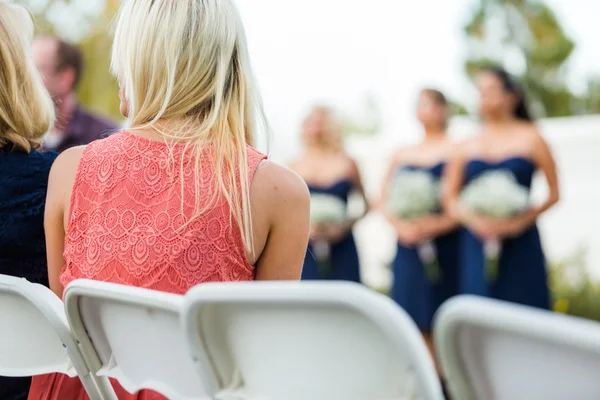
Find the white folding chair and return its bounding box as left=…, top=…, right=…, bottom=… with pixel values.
left=64, top=279, right=219, bottom=400
left=182, top=281, right=443, bottom=400
left=434, top=295, right=600, bottom=400
left=0, top=274, right=107, bottom=400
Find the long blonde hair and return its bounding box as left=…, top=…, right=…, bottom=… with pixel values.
left=0, top=1, right=55, bottom=153
left=111, top=0, right=266, bottom=254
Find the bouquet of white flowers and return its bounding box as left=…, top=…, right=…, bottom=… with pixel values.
left=386, top=169, right=442, bottom=282
left=386, top=169, right=440, bottom=219
left=310, top=193, right=347, bottom=225
left=309, top=193, right=347, bottom=276
left=460, top=170, right=530, bottom=281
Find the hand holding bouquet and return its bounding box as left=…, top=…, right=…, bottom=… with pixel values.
left=386, top=169, right=442, bottom=282
left=459, top=170, right=530, bottom=281
left=310, top=193, right=347, bottom=225
left=309, top=193, right=348, bottom=276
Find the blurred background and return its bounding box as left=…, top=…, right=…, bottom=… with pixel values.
left=19, top=0, right=600, bottom=318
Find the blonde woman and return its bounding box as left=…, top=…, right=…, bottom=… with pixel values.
left=291, top=106, right=368, bottom=282
left=29, top=1, right=310, bottom=398
left=0, top=2, right=57, bottom=399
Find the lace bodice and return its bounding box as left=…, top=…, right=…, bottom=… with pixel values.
left=60, top=131, right=266, bottom=294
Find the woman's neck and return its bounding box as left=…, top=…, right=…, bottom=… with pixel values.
left=305, top=144, right=340, bottom=157
left=483, top=113, right=517, bottom=128
left=483, top=119, right=523, bottom=137
left=423, top=129, right=446, bottom=142
left=130, top=119, right=206, bottom=143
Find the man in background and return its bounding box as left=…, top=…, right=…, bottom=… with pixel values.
left=32, top=36, right=117, bottom=153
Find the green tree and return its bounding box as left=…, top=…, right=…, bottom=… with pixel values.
left=549, top=245, right=600, bottom=321
left=463, top=0, right=577, bottom=117
left=448, top=100, right=469, bottom=116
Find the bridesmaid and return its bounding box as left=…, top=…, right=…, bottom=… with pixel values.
left=380, top=89, right=460, bottom=351
left=291, top=106, right=368, bottom=282
left=444, top=66, right=560, bottom=309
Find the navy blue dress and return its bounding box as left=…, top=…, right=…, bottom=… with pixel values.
left=460, top=157, right=549, bottom=309
left=0, top=145, right=58, bottom=400
left=302, top=180, right=361, bottom=282
left=390, top=163, right=460, bottom=332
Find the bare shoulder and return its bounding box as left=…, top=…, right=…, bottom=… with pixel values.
left=49, top=146, right=85, bottom=184
left=389, top=146, right=414, bottom=165
left=252, top=161, right=310, bottom=212
left=47, top=146, right=86, bottom=216
left=521, top=123, right=553, bottom=162
left=288, top=156, right=308, bottom=175
left=50, top=146, right=86, bottom=180
left=513, top=122, right=547, bottom=153
left=522, top=122, right=545, bottom=142
left=341, top=153, right=360, bottom=176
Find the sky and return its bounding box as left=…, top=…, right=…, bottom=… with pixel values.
left=232, top=0, right=600, bottom=161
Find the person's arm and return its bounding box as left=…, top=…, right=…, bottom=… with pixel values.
left=45, top=146, right=85, bottom=298
left=419, top=213, right=459, bottom=240
left=418, top=152, right=461, bottom=240
left=500, top=128, right=560, bottom=237
left=377, top=151, right=400, bottom=210
left=348, top=158, right=369, bottom=223
left=442, top=147, right=466, bottom=219
left=322, top=158, right=370, bottom=243
left=253, top=162, right=311, bottom=280
left=442, top=143, right=494, bottom=241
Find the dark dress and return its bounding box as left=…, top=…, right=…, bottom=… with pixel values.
left=460, top=156, right=549, bottom=309
left=302, top=180, right=361, bottom=282
left=0, top=145, right=58, bottom=400
left=390, top=163, right=460, bottom=332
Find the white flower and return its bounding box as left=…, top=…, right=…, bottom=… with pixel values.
left=460, top=170, right=529, bottom=218
left=309, top=194, right=347, bottom=225
left=386, top=169, right=439, bottom=219
left=460, top=170, right=530, bottom=282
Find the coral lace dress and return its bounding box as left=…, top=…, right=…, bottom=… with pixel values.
left=28, top=131, right=266, bottom=400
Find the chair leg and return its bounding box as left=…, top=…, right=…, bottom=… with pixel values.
left=79, top=375, right=105, bottom=400
left=91, top=376, right=119, bottom=400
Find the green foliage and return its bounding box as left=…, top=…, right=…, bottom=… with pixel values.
left=77, top=31, right=121, bottom=119
left=465, top=58, right=498, bottom=80
left=549, top=246, right=600, bottom=321
left=461, top=0, right=600, bottom=117
left=448, top=101, right=470, bottom=116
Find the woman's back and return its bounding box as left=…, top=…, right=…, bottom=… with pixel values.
left=60, top=131, right=266, bottom=293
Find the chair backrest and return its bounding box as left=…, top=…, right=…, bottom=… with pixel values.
left=0, top=274, right=107, bottom=400
left=64, top=279, right=219, bottom=400
left=434, top=295, right=600, bottom=400
left=182, top=281, right=443, bottom=400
